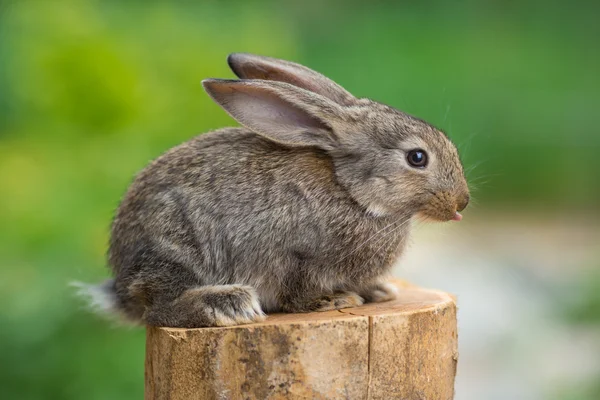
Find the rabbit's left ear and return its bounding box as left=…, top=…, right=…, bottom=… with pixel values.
left=227, top=53, right=357, bottom=106
left=202, top=78, right=348, bottom=150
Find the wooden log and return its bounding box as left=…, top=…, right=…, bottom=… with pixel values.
left=145, top=281, right=458, bottom=400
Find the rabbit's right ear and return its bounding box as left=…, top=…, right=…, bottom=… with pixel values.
left=202, top=79, right=347, bottom=150
left=227, top=53, right=357, bottom=106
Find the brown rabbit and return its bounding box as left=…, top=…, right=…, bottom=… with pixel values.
left=78, top=53, right=469, bottom=328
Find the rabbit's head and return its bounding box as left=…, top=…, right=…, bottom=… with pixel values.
left=203, top=53, right=469, bottom=222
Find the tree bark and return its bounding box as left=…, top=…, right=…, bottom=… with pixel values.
left=145, top=281, right=458, bottom=400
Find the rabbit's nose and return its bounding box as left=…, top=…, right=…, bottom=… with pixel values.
left=456, top=193, right=470, bottom=212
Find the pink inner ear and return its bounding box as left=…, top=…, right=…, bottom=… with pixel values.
left=222, top=84, right=327, bottom=133
left=203, top=79, right=337, bottom=149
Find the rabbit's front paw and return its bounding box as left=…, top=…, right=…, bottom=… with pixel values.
left=360, top=281, right=399, bottom=303
left=281, top=291, right=364, bottom=313
left=310, top=291, right=364, bottom=312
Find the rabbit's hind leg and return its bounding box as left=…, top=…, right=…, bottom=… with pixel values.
left=144, top=284, right=265, bottom=328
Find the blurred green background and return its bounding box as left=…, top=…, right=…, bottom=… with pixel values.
left=1, top=1, right=598, bottom=399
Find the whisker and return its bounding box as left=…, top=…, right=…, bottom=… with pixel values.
left=411, top=216, right=429, bottom=232
left=464, top=159, right=488, bottom=176
left=472, top=180, right=490, bottom=187
left=457, top=131, right=480, bottom=158
left=469, top=171, right=501, bottom=180
left=332, top=218, right=401, bottom=266
left=335, top=217, right=413, bottom=268
left=361, top=220, right=413, bottom=269
left=443, top=104, right=451, bottom=124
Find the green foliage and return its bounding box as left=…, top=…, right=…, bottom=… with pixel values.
left=0, top=1, right=598, bottom=399
left=550, top=380, right=600, bottom=400
left=559, top=266, right=600, bottom=325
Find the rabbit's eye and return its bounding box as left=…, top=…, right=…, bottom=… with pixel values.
left=407, top=149, right=428, bottom=168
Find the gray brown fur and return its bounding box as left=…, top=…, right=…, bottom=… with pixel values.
left=82, top=53, right=469, bottom=328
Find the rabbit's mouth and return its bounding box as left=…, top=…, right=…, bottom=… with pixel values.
left=418, top=191, right=466, bottom=222
left=417, top=210, right=462, bottom=223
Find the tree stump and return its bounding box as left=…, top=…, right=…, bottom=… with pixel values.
left=145, top=281, right=458, bottom=400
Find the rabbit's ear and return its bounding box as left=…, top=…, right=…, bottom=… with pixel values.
left=227, top=53, right=356, bottom=106
left=203, top=79, right=346, bottom=150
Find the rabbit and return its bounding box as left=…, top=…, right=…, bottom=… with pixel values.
left=78, top=53, right=469, bottom=328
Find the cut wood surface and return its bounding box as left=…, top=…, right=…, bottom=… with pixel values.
left=145, top=280, right=458, bottom=400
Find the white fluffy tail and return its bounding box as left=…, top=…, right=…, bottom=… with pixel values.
left=71, top=279, right=119, bottom=315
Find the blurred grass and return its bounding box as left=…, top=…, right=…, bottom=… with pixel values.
left=0, top=0, right=599, bottom=399
left=559, top=265, right=600, bottom=325
left=550, top=265, right=600, bottom=400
